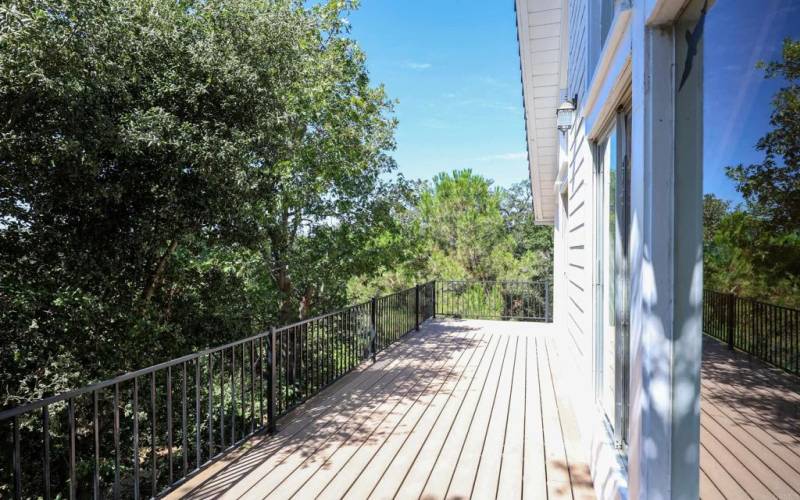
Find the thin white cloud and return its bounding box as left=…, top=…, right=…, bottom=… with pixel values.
left=475, top=152, right=528, bottom=161
left=403, top=62, right=432, bottom=70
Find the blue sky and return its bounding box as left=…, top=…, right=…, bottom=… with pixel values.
left=347, top=1, right=529, bottom=188
left=704, top=0, right=800, bottom=203
left=345, top=0, right=799, bottom=200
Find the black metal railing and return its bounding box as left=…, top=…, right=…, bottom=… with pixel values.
left=0, top=282, right=435, bottom=500
left=435, top=280, right=552, bottom=322
left=703, top=289, right=800, bottom=375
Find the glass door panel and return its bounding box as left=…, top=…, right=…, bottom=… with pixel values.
left=601, top=127, right=618, bottom=423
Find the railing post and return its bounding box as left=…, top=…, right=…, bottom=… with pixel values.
left=432, top=280, right=437, bottom=318
left=545, top=281, right=551, bottom=322
left=370, top=296, right=377, bottom=363
left=727, top=293, right=735, bottom=350
left=267, top=326, right=277, bottom=433
left=415, top=284, right=420, bottom=331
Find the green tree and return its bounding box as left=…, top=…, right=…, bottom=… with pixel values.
left=702, top=194, right=731, bottom=243
left=705, top=38, right=800, bottom=308
left=0, top=0, right=399, bottom=405
left=349, top=172, right=554, bottom=302
left=727, top=38, right=800, bottom=232
left=418, top=170, right=515, bottom=281
left=499, top=181, right=553, bottom=278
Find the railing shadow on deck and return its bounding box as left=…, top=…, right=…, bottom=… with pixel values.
left=701, top=335, right=800, bottom=441
left=174, top=322, right=484, bottom=499
left=2, top=280, right=555, bottom=499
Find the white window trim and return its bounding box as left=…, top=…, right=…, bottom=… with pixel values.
left=584, top=7, right=633, bottom=128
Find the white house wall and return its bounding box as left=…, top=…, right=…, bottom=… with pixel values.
left=555, top=0, right=593, bottom=407
left=520, top=0, right=704, bottom=498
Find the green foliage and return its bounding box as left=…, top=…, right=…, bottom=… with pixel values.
left=704, top=39, right=800, bottom=309
left=0, top=0, right=552, bottom=417
left=349, top=171, right=553, bottom=301
left=726, top=38, right=800, bottom=233
left=0, top=0, right=400, bottom=407
left=703, top=197, right=800, bottom=307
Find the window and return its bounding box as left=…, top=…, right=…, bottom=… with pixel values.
left=595, top=106, right=631, bottom=448
left=599, top=0, right=616, bottom=48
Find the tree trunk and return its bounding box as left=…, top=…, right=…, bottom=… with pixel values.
left=141, top=239, right=179, bottom=306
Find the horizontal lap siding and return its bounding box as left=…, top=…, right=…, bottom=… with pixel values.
left=563, top=0, right=593, bottom=380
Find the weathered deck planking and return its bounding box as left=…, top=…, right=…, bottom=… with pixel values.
left=169, top=320, right=593, bottom=500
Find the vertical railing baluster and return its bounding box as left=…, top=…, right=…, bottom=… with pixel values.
left=727, top=293, right=735, bottom=350
left=113, top=384, right=120, bottom=500
left=182, top=362, right=188, bottom=477
left=13, top=415, right=21, bottom=500
left=239, top=345, right=244, bottom=439
left=259, top=337, right=264, bottom=426
left=207, top=354, right=214, bottom=458
left=371, top=297, right=377, bottom=363
left=348, top=309, right=353, bottom=369
left=546, top=281, right=551, bottom=322
left=43, top=406, right=51, bottom=500
left=297, top=327, right=302, bottom=401
left=305, top=324, right=310, bottom=400
left=167, top=366, right=173, bottom=485
left=416, top=284, right=420, bottom=331
left=250, top=340, right=256, bottom=434
left=240, top=344, right=245, bottom=437
left=220, top=351, right=225, bottom=449
left=280, top=332, right=286, bottom=413
left=133, top=378, right=140, bottom=500
left=93, top=390, right=100, bottom=499
left=68, top=398, right=76, bottom=500
left=268, top=326, right=277, bottom=433
left=231, top=347, right=236, bottom=445
left=433, top=280, right=437, bottom=318
left=195, top=359, right=201, bottom=468
left=150, top=372, right=157, bottom=496
left=327, top=316, right=332, bottom=382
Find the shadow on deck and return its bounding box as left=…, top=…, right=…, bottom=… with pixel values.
left=700, top=335, right=800, bottom=499
left=167, top=319, right=594, bottom=500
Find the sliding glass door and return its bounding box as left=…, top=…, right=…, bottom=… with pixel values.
left=596, top=109, right=631, bottom=447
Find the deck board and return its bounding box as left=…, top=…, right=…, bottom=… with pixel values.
left=700, top=336, right=800, bottom=500
left=466, top=335, right=518, bottom=499
left=303, top=332, right=481, bottom=500
left=392, top=333, right=500, bottom=500
left=429, top=335, right=510, bottom=499
left=496, top=336, right=526, bottom=500
left=170, top=320, right=592, bottom=500
left=339, top=332, right=486, bottom=499
left=165, top=324, right=800, bottom=500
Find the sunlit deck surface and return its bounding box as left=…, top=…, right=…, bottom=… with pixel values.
left=700, top=336, right=800, bottom=500
left=169, top=319, right=595, bottom=499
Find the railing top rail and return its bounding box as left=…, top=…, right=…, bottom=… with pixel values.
left=273, top=299, right=371, bottom=332
left=441, top=279, right=552, bottom=284
left=0, top=282, right=437, bottom=421
left=706, top=289, right=800, bottom=313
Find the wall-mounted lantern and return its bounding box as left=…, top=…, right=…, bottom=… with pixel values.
left=556, top=96, right=577, bottom=133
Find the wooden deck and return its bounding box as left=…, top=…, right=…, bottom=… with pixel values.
left=700, top=336, right=800, bottom=500
left=169, top=319, right=595, bottom=500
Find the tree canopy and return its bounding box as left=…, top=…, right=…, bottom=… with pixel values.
left=705, top=38, right=800, bottom=307
left=0, top=0, right=553, bottom=413
left=0, top=0, right=403, bottom=406
left=348, top=171, right=553, bottom=301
